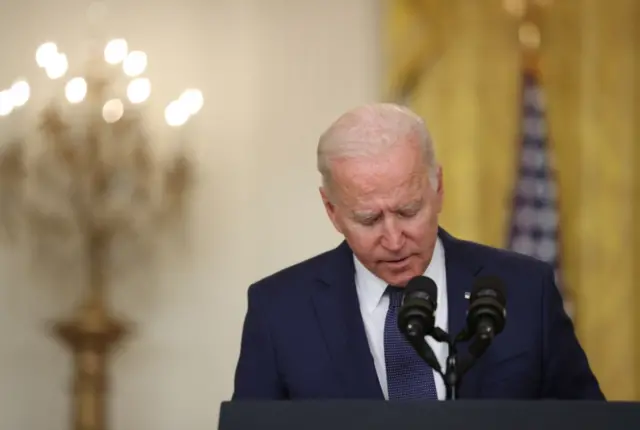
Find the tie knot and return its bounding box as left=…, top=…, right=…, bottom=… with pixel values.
left=386, top=286, right=404, bottom=309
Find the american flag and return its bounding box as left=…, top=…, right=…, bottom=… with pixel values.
left=507, top=71, right=571, bottom=317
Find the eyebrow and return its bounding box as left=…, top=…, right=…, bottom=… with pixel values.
left=395, top=198, right=424, bottom=213
left=352, top=198, right=424, bottom=219
left=352, top=210, right=380, bottom=221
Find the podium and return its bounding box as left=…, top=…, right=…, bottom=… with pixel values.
left=219, top=400, right=640, bottom=430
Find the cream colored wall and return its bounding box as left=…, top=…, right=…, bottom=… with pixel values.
left=0, top=0, right=381, bottom=428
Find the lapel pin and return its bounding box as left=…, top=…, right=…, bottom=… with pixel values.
left=464, top=292, right=471, bottom=300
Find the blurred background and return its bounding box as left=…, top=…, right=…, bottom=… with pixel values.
left=0, top=0, right=638, bottom=429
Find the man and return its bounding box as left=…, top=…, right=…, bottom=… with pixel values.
left=232, top=103, right=604, bottom=400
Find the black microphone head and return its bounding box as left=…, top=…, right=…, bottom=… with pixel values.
left=467, top=275, right=507, bottom=337
left=404, top=275, right=438, bottom=306
left=397, top=276, right=438, bottom=339
left=470, top=275, right=506, bottom=307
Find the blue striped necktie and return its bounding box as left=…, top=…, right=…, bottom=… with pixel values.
left=384, top=286, right=439, bottom=400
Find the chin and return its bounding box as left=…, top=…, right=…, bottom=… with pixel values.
left=381, top=271, right=418, bottom=288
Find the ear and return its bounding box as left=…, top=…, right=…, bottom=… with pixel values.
left=319, top=186, right=343, bottom=234
left=435, top=165, right=444, bottom=214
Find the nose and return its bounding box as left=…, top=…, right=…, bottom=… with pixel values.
left=381, top=218, right=405, bottom=252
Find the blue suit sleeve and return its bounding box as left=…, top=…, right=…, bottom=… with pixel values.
left=540, top=265, right=605, bottom=399
left=232, top=284, right=287, bottom=400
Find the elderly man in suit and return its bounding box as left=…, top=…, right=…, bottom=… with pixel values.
left=232, top=103, right=604, bottom=401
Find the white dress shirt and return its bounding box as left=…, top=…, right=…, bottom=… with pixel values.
left=354, top=238, right=448, bottom=400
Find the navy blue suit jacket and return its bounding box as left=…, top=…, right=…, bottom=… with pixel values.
left=232, top=229, right=604, bottom=400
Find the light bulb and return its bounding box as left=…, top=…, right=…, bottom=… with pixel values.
left=126, top=78, right=151, bottom=104
left=165, top=100, right=190, bottom=127
left=179, top=89, right=203, bottom=115
left=102, top=99, right=124, bottom=123
left=45, top=53, right=68, bottom=79
left=65, top=77, right=87, bottom=103
left=123, top=50, right=147, bottom=77
left=104, top=39, right=128, bottom=65
left=0, top=90, right=13, bottom=116
left=36, top=42, right=58, bottom=68
left=10, top=80, right=30, bottom=107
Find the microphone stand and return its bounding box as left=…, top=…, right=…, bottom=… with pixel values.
left=408, top=328, right=497, bottom=400
left=430, top=327, right=460, bottom=401
left=427, top=328, right=490, bottom=400
left=444, top=340, right=459, bottom=400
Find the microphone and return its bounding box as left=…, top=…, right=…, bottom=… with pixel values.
left=397, top=276, right=445, bottom=374
left=465, top=276, right=507, bottom=358
left=398, top=276, right=438, bottom=340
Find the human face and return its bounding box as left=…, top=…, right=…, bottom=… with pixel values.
left=320, top=141, right=443, bottom=287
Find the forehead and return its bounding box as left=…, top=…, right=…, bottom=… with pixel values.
left=331, top=145, right=428, bottom=210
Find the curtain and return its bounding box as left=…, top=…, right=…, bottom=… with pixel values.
left=382, top=0, right=640, bottom=400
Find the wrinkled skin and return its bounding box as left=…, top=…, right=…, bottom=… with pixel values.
left=320, top=140, right=443, bottom=287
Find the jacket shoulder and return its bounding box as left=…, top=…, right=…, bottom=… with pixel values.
left=451, top=235, right=555, bottom=277
left=247, top=243, right=344, bottom=298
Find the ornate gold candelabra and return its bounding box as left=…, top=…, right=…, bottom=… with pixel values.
left=0, top=38, right=202, bottom=430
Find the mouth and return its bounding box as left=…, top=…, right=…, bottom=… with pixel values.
left=383, top=255, right=412, bottom=267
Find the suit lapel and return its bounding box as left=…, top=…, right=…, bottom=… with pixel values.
left=440, top=230, right=475, bottom=341
left=311, top=242, right=384, bottom=399
left=439, top=228, right=484, bottom=397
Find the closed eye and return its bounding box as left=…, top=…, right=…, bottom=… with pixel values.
left=396, top=199, right=424, bottom=218
left=358, top=214, right=381, bottom=226
left=399, top=210, right=418, bottom=218
left=352, top=211, right=382, bottom=226
left=397, top=206, right=421, bottom=218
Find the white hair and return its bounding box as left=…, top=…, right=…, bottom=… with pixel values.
left=317, top=103, right=438, bottom=196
